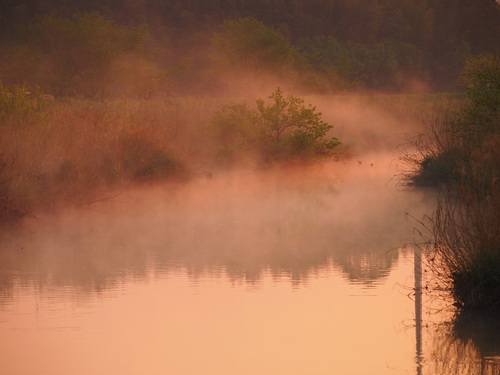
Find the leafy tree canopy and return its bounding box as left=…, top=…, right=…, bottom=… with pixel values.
left=8, top=13, right=152, bottom=97
left=454, top=54, right=500, bottom=145
left=211, top=17, right=307, bottom=75
left=210, top=87, right=340, bottom=164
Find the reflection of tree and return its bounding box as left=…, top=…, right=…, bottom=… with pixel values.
left=0, top=226, right=150, bottom=298
left=332, top=248, right=399, bottom=287
left=0, top=165, right=418, bottom=295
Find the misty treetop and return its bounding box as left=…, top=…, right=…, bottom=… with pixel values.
left=0, top=0, right=499, bottom=95
left=1, top=13, right=166, bottom=98
left=212, top=17, right=306, bottom=75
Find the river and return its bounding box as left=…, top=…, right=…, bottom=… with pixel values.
left=1, top=156, right=498, bottom=374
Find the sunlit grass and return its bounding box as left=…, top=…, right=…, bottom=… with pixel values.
left=1, top=91, right=448, bottom=221
left=0, top=96, right=226, bottom=219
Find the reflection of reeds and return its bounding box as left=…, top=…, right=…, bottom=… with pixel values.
left=453, top=309, right=500, bottom=357
left=424, top=307, right=500, bottom=375
left=427, top=319, right=500, bottom=375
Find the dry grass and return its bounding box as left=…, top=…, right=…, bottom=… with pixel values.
left=398, top=98, right=465, bottom=187
left=426, top=135, right=500, bottom=310
left=0, top=97, right=225, bottom=219
left=0, top=91, right=462, bottom=222
left=398, top=87, right=499, bottom=310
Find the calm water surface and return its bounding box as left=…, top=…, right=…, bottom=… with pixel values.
left=1, top=158, right=498, bottom=375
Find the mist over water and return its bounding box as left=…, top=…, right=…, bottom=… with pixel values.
left=2, top=153, right=427, bottom=284
left=1, top=97, right=498, bottom=374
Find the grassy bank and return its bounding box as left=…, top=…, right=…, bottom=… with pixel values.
left=0, top=85, right=347, bottom=221
left=0, top=85, right=460, bottom=224
left=0, top=94, right=222, bottom=220
left=405, top=54, right=500, bottom=310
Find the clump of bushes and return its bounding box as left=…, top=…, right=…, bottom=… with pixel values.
left=0, top=81, right=46, bottom=121
left=413, top=148, right=465, bottom=187
left=400, top=100, right=464, bottom=187
left=116, top=126, right=188, bottom=181
left=407, top=54, right=499, bottom=189
left=430, top=159, right=500, bottom=309
left=408, top=54, right=500, bottom=310
left=210, top=87, right=340, bottom=165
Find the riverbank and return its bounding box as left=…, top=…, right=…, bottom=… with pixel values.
left=404, top=55, right=500, bottom=311
left=0, top=91, right=454, bottom=223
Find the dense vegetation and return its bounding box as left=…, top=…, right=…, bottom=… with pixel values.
left=0, top=83, right=343, bottom=221
left=0, top=0, right=499, bottom=95
left=210, top=87, right=340, bottom=164
left=406, top=54, right=500, bottom=310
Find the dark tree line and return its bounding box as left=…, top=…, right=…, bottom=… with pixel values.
left=0, top=0, right=498, bottom=94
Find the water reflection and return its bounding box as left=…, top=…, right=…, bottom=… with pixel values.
left=434, top=310, right=500, bottom=375
left=1, top=160, right=424, bottom=291
left=1, top=160, right=496, bottom=374
left=454, top=310, right=500, bottom=358
left=1, top=252, right=418, bottom=375
left=424, top=311, right=500, bottom=375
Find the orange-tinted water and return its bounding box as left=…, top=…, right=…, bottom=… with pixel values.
left=1, top=159, right=498, bottom=375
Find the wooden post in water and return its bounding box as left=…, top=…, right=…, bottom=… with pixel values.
left=414, top=245, right=423, bottom=375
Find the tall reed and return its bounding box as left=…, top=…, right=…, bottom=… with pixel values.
left=426, top=134, right=500, bottom=310
left=0, top=96, right=225, bottom=219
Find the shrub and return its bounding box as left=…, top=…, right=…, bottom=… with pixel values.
left=426, top=130, right=500, bottom=310
left=256, top=87, right=340, bottom=161
left=406, top=54, right=500, bottom=310
left=0, top=81, right=46, bottom=121
left=209, top=102, right=260, bottom=165
left=430, top=173, right=500, bottom=310
left=210, top=87, right=340, bottom=164
left=117, top=126, right=188, bottom=181
left=453, top=53, right=500, bottom=147
left=400, top=100, right=464, bottom=186
left=405, top=54, right=499, bottom=188
left=413, top=148, right=464, bottom=186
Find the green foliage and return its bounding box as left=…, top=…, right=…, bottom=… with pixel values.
left=348, top=41, right=401, bottom=89
left=1, top=0, right=499, bottom=93
left=117, top=126, right=187, bottom=181
left=9, top=13, right=155, bottom=97
left=0, top=80, right=46, bottom=121
left=412, top=54, right=500, bottom=310
left=211, top=17, right=307, bottom=76
left=297, top=36, right=360, bottom=91
left=453, top=54, right=500, bottom=147
left=409, top=54, right=500, bottom=188
left=210, top=87, right=340, bottom=164
left=256, top=87, right=340, bottom=160
left=298, top=36, right=428, bottom=91
left=209, top=102, right=261, bottom=165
